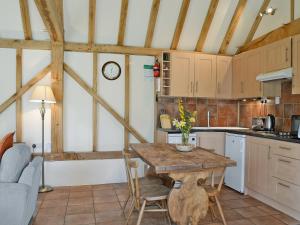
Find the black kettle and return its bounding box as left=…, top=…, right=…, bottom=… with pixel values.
left=264, top=114, right=275, bottom=131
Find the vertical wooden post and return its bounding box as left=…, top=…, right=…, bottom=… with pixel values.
left=51, top=42, right=64, bottom=153
left=291, top=0, right=295, bottom=21
left=16, top=48, right=23, bottom=142
left=92, top=53, right=98, bottom=152
left=124, top=55, right=130, bottom=150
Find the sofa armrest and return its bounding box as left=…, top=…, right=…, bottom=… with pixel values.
left=19, top=156, right=42, bottom=187
left=0, top=183, right=30, bottom=225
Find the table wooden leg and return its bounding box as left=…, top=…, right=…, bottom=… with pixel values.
left=167, top=171, right=209, bottom=225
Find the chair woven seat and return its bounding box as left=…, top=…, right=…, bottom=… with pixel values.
left=140, top=184, right=170, bottom=200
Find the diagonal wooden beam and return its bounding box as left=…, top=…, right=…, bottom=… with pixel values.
left=239, top=17, right=300, bottom=52
left=145, top=0, right=160, bottom=48
left=219, top=0, right=247, bottom=54
left=237, top=0, right=270, bottom=53
left=195, top=0, right=219, bottom=51
left=19, top=0, right=32, bottom=40
left=170, top=0, right=190, bottom=50
left=117, top=0, right=129, bottom=45
left=54, top=0, right=64, bottom=27
left=0, top=64, right=51, bottom=113
left=34, top=0, right=64, bottom=41
left=64, top=63, right=147, bottom=143
left=88, top=0, right=96, bottom=48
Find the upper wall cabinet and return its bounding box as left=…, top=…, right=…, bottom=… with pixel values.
left=293, top=35, right=300, bottom=94
left=161, top=51, right=231, bottom=98
left=232, top=53, right=246, bottom=98
left=194, top=54, right=217, bottom=98
left=264, top=37, right=291, bottom=73
left=216, top=56, right=232, bottom=99
left=169, top=52, right=195, bottom=97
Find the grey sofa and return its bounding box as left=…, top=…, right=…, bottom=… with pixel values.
left=0, top=144, right=42, bottom=225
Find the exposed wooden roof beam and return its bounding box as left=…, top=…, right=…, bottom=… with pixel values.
left=0, top=38, right=164, bottom=56
left=88, top=0, right=96, bottom=48
left=34, top=0, right=64, bottom=42
left=195, top=0, right=219, bottom=52
left=291, top=0, right=295, bottom=21
left=19, top=0, right=32, bottom=40
left=144, top=0, right=160, bottom=48
left=237, top=0, right=270, bottom=54
left=239, top=17, right=300, bottom=52
left=117, top=0, right=129, bottom=45
left=219, top=0, right=247, bottom=54
left=170, top=0, right=190, bottom=50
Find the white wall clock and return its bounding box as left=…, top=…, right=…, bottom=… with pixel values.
left=101, top=61, right=121, bottom=80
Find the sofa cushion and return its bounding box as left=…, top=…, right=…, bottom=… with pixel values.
left=0, top=144, right=31, bottom=183
left=0, top=132, right=15, bottom=159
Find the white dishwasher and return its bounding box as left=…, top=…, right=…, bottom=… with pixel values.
left=224, top=133, right=246, bottom=193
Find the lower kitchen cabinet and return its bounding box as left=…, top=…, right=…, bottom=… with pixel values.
left=196, top=132, right=225, bottom=156
left=246, top=136, right=271, bottom=197
left=246, top=136, right=300, bottom=216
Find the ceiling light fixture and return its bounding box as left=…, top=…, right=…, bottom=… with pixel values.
left=259, top=7, right=277, bottom=17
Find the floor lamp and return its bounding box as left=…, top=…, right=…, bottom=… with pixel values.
left=30, top=85, right=56, bottom=193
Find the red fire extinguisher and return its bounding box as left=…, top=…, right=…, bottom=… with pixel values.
left=153, top=58, right=160, bottom=77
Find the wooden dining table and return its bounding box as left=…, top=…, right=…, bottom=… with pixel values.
left=130, top=143, right=236, bottom=225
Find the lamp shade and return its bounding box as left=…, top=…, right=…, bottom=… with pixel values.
left=30, top=85, right=56, bottom=103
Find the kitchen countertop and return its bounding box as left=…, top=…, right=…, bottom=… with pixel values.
left=158, top=128, right=300, bottom=144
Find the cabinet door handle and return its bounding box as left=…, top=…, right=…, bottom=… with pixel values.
left=190, top=81, right=193, bottom=94
left=278, top=182, right=290, bottom=189
left=217, top=82, right=220, bottom=94
left=241, top=82, right=244, bottom=93
left=196, top=81, right=198, bottom=93
left=278, top=159, right=291, bottom=164
left=268, top=146, right=271, bottom=160
left=285, top=48, right=288, bottom=62
left=279, top=146, right=291, bottom=151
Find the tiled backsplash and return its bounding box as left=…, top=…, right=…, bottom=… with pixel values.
left=157, top=97, right=239, bottom=127
left=157, top=81, right=300, bottom=131
left=239, top=81, right=300, bottom=132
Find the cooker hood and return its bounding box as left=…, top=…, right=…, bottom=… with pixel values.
left=256, top=67, right=293, bottom=82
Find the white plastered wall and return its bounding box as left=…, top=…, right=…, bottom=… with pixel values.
left=0, top=49, right=154, bottom=186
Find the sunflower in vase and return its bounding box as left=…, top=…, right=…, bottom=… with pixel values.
left=172, top=99, right=197, bottom=147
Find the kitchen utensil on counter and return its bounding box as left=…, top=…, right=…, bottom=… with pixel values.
left=291, top=115, right=300, bottom=136
left=264, top=114, right=275, bottom=131
left=252, top=117, right=265, bottom=131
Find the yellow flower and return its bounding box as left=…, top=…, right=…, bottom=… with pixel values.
left=189, top=117, right=195, bottom=123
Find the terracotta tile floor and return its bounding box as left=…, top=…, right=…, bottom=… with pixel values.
left=32, top=183, right=300, bottom=225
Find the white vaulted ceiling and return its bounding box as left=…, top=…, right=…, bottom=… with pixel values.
left=0, top=0, right=299, bottom=55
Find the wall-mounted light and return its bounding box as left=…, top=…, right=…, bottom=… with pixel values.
left=259, top=7, right=277, bottom=17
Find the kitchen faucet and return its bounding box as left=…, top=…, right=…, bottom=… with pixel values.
left=207, top=111, right=210, bottom=127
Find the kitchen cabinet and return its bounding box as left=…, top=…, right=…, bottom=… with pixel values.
left=161, top=51, right=232, bottom=98
left=216, top=56, right=232, bottom=99
left=244, top=48, right=263, bottom=98
left=232, top=53, right=246, bottom=98
left=246, top=136, right=271, bottom=197
left=170, top=52, right=195, bottom=97
left=263, top=37, right=291, bottom=73
left=232, top=49, right=263, bottom=98
left=194, top=54, right=217, bottom=98
left=292, top=34, right=300, bottom=94
left=196, top=132, right=225, bottom=156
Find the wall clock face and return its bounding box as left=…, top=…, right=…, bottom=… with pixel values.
left=102, top=61, right=121, bottom=80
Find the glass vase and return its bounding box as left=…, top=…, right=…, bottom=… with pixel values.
left=181, top=132, right=190, bottom=146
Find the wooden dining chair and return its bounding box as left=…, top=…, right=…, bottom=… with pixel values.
left=204, top=168, right=227, bottom=225
left=122, top=151, right=163, bottom=211
left=123, top=152, right=172, bottom=225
